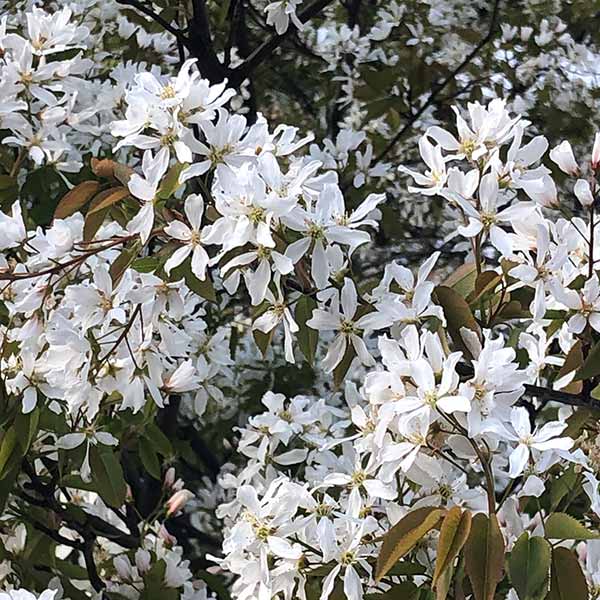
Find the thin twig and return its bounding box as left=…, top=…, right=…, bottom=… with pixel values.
left=374, top=0, right=502, bottom=164
left=231, top=0, right=337, bottom=84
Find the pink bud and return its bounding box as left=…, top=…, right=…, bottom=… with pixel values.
left=164, top=467, right=176, bottom=489
left=592, top=132, right=600, bottom=170
left=166, top=489, right=194, bottom=516
left=159, top=524, right=177, bottom=547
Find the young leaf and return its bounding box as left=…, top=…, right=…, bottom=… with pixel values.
left=109, top=242, right=142, bottom=285
left=432, top=506, right=472, bottom=587
left=547, top=547, right=588, bottom=600
left=375, top=507, right=445, bottom=582
left=54, top=181, right=101, bottom=219
left=434, top=285, right=481, bottom=358
left=555, top=340, right=583, bottom=394
left=508, top=532, right=551, bottom=600
left=86, top=186, right=130, bottom=215
left=464, top=513, right=505, bottom=600
left=441, top=263, right=477, bottom=298
left=544, top=512, right=600, bottom=540
left=157, top=162, right=187, bottom=199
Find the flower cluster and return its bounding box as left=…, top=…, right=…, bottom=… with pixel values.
left=3, top=3, right=600, bottom=600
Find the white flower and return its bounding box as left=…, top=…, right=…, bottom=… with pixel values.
left=252, top=275, right=299, bottom=363
left=127, top=148, right=170, bottom=243
left=496, top=407, right=573, bottom=478
left=456, top=172, right=534, bottom=256
left=0, top=200, right=26, bottom=250
left=164, top=194, right=215, bottom=280
left=265, top=0, right=304, bottom=35
left=399, top=136, right=447, bottom=195
left=307, top=279, right=379, bottom=372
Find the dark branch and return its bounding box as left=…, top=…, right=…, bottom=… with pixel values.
left=523, top=384, right=599, bottom=409
left=374, top=0, right=502, bottom=164
left=116, top=0, right=188, bottom=42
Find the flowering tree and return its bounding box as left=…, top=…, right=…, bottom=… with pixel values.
left=2, top=1, right=600, bottom=600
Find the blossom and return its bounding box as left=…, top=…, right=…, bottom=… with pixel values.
left=265, top=0, right=304, bottom=35
left=252, top=275, right=299, bottom=363
left=166, top=489, right=195, bottom=516
left=495, top=407, right=573, bottom=478
left=306, top=279, right=382, bottom=372
left=127, top=148, right=170, bottom=243
left=455, top=172, right=535, bottom=256
left=399, top=136, right=447, bottom=195
left=164, top=194, right=214, bottom=280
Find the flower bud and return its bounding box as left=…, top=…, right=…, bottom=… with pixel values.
left=114, top=555, right=132, bottom=581
left=135, top=549, right=151, bottom=574
left=163, top=467, right=176, bottom=489
left=165, top=489, right=194, bottom=516
left=158, top=524, right=177, bottom=547
left=592, top=132, right=600, bottom=171
left=550, top=140, right=579, bottom=175
left=574, top=179, right=594, bottom=207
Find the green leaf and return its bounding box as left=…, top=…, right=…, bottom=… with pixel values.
left=545, top=512, right=599, bottom=540
left=467, top=271, right=502, bottom=306
left=15, top=408, right=40, bottom=453
left=547, top=547, right=588, bottom=600
left=110, top=242, right=142, bottom=285
left=508, top=533, right=551, bottom=600
left=198, top=569, right=232, bottom=600
left=433, top=506, right=472, bottom=587
left=575, top=339, right=600, bottom=380
left=89, top=447, right=127, bottom=507
left=548, top=467, right=578, bottom=511
left=145, top=423, right=173, bottom=457
left=464, top=513, right=505, bottom=600
left=375, top=507, right=445, bottom=582
left=386, top=562, right=427, bottom=576
left=0, top=427, right=19, bottom=480
left=333, top=343, right=356, bottom=389
left=132, top=257, right=160, bottom=273
left=435, top=285, right=481, bottom=358
left=442, top=263, right=477, bottom=298
left=140, top=561, right=179, bottom=600
left=171, top=258, right=217, bottom=303
left=295, top=296, right=318, bottom=365
left=54, top=181, right=101, bottom=219
left=253, top=328, right=273, bottom=358
left=157, top=162, right=187, bottom=199
left=86, top=187, right=130, bottom=215
left=555, top=340, right=583, bottom=394
left=364, top=582, right=419, bottom=600
left=140, top=437, right=161, bottom=480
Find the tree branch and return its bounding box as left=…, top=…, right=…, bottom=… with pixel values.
left=230, top=0, right=337, bottom=85
left=116, top=0, right=188, bottom=42
left=523, top=384, right=599, bottom=409
left=374, top=0, right=502, bottom=164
